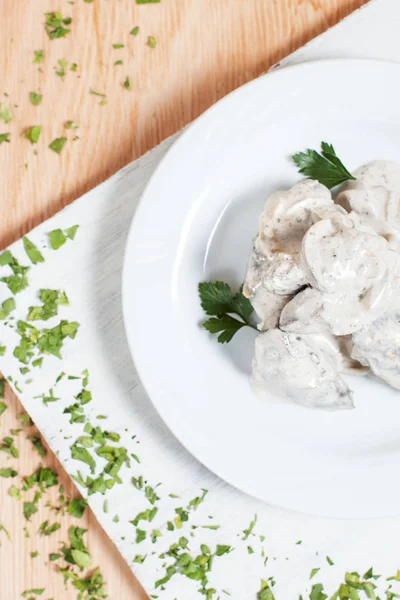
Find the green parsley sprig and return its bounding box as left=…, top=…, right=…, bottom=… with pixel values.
left=292, top=141, right=355, bottom=189
left=199, top=281, right=256, bottom=343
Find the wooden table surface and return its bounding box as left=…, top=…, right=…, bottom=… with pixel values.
left=0, top=0, right=366, bottom=597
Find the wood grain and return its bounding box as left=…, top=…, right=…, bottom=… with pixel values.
left=0, top=0, right=366, bottom=597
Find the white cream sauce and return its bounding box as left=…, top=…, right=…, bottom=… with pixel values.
left=246, top=160, right=400, bottom=409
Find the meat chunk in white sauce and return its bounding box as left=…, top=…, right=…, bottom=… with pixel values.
left=252, top=329, right=354, bottom=410
left=352, top=311, right=400, bottom=390
left=245, top=161, right=400, bottom=410
left=244, top=179, right=344, bottom=330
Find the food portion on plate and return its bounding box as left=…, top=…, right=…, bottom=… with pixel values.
left=199, top=144, right=400, bottom=410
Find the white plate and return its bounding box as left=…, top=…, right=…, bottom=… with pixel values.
left=122, top=59, right=400, bottom=518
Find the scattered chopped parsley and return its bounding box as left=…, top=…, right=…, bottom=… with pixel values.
left=61, top=526, right=92, bottom=570
left=66, top=497, right=88, bottom=518
left=0, top=133, right=10, bottom=144
left=0, top=401, right=6, bottom=415
left=28, top=289, right=69, bottom=321
left=19, top=413, right=33, bottom=426
left=0, top=467, right=17, bottom=477
left=29, top=92, right=42, bottom=106
left=30, top=434, right=47, bottom=457
left=65, top=120, right=79, bottom=129
left=0, top=297, right=15, bottom=319
left=49, top=553, right=62, bottom=561
left=0, top=523, right=11, bottom=540
left=23, top=498, right=39, bottom=521
left=147, top=36, right=157, bottom=48
left=199, top=281, right=256, bottom=343
left=21, top=589, right=45, bottom=597
left=30, top=551, right=39, bottom=558
left=89, top=89, right=107, bottom=106
left=310, top=568, right=320, bottom=580
left=39, top=520, right=61, bottom=536
left=113, top=43, right=125, bottom=49
left=49, top=137, right=67, bottom=153
left=136, top=0, right=161, bottom=3
left=122, top=76, right=132, bottom=91
left=292, top=142, right=355, bottom=189
left=55, top=59, right=69, bottom=78
left=130, top=26, right=140, bottom=35
left=114, top=60, right=123, bottom=66
left=0, top=103, right=13, bottom=123
left=14, top=319, right=79, bottom=365
left=33, top=50, right=45, bottom=63
left=59, top=567, right=106, bottom=598
left=326, top=556, right=334, bottom=566
left=25, top=126, right=42, bottom=145
left=0, top=436, right=19, bottom=457
left=242, top=514, right=257, bottom=540
left=23, top=237, right=44, bottom=265
left=45, top=12, right=71, bottom=39
left=258, top=579, right=276, bottom=600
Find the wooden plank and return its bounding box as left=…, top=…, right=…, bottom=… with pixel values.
left=0, top=0, right=365, bottom=597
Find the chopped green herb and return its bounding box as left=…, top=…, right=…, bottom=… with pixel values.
left=147, top=36, right=157, bottom=48
left=49, top=553, right=62, bottom=561
left=29, top=93, right=42, bottom=106
left=67, top=498, right=88, bottom=518
left=45, top=12, right=71, bottom=39
left=0, top=347, right=5, bottom=357
left=0, top=133, right=10, bottom=144
left=49, top=137, right=67, bottom=154
left=122, top=76, right=132, bottom=91
left=215, top=545, right=231, bottom=556
left=61, top=526, right=92, bottom=570
left=66, top=224, right=79, bottom=239
left=65, top=120, right=79, bottom=129
left=0, top=523, right=11, bottom=540
left=0, top=436, right=19, bottom=457
left=0, top=103, right=12, bottom=124
left=33, top=50, right=45, bottom=63
left=145, top=485, right=160, bottom=505
left=309, top=583, right=327, bottom=600
left=130, top=26, right=140, bottom=35
left=23, top=501, right=38, bottom=521
left=18, top=413, right=33, bottom=426
left=9, top=485, right=22, bottom=499
left=39, top=520, right=61, bottom=536
left=31, top=435, right=47, bottom=457
left=292, top=142, right=355, bottom=189
left=310, top=568, right=320, bottom=580
left=136, top=0, right=161, bottom=3
left=133, top=554, right=146, bottom=563
left=21, top=589, right=45, bottom=597
left=28, top=289, right=69, bottom=321
left=188, top=488, right=207, bottom=510
left=0, top=401, right=6, bottom=415
left=59, top=567, right=105, bottom=598
left=242, top=514, right=257, bottom=540
left=113, top=43, right=125, bottom=49
left=0, top=468, right=17, bottom=478
left=30, top=551, right=39, bottom=558
left=136, top=528, right=146, bottom=543
left=71, top=443, right=96, bottom=473
left=247, top=546, right=254, bottom=554
left=23, top=237, right=44, bottom=265
left=114, top=60, right=123, bottom=66
left=0, top=297, right=14, bottom=320
left=103, top=499, right=108, bottom=513
left=25, top=126, right=42, bottom=144
left=48, top=229, right=66, bottom=249
left=70, top=62, right=78, bottom=72
left=326, top=556, right=334, bottom=566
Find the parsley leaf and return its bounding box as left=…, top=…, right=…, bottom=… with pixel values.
left=23, top=500, right=38, bottom=520
left=39, top=520, right=61, bottom=536
left=45, top=12, right=71, bottom=39
left=23, top=237, right=44, bottom=264
left=0, top=297, right=16, bottom=319
left=310, top=568, right=320, bottom=579
left=48, top=229, right=66, bottom=249
left=29, top=92, right=42, bottom=106
left=25, top=126, right=42, bottom=144
left=130, top=26, right=140, bottom=35
left=21, top=589, right=45, bottom=597
left=122, top=76, right=132, bottom=91
left=0, top=103, right=12, bottom=124
left=33, top=50, right=45, bottom=63
left=67, top=498, right=88, bottom=518
left=0, top=402, right=6, bottom=416
left=49, top=137, right=67, bottom=154
left=136, top=0, right=161, bottom=3
left=242, top=514, right=257, bottom=540
left=0, top=133, right=10, bottom=144
left=113, top=43, right=124, bottom=49
left=0, top=436, right=19, bottom=457
left=309, top=583, right=327, bottom=600
left=61, top=526, right=92, bottom=570
left=65, top=120, right=79, bottom=129
left=199, top=281, right=256, bottom=343
left=65, top=225, right=79, bottom=239
left=71, top=444, right=96, bottom=473
left=147, top=36, right=156, bottom=48
left=0, top=468, right=17, bottom=478
left=292, top=141, right=355, bottom=189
